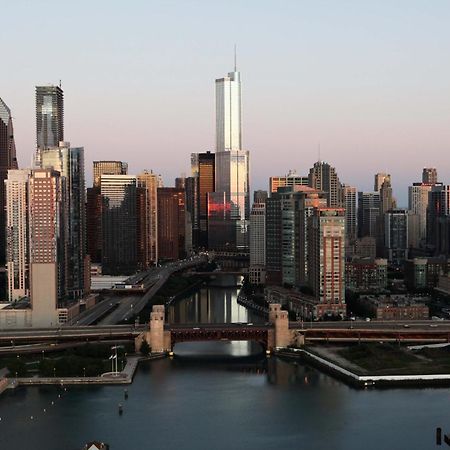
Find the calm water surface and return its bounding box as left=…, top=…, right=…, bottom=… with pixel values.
left=1, top=277, right=449, bottom=450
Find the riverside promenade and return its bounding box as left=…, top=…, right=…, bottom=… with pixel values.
left=0, top=353, right=166, bottom=393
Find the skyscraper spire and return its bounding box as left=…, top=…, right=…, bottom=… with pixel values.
left=234, top=44, right=237, bottom=72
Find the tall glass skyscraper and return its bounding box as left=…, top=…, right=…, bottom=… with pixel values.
left=211, top=68, right=250, bottom=250
left=0, top=97, right=18, bottom=265
left=36, top=85, right=64, bottom=150
left=40, top=143, right=86, bottom=298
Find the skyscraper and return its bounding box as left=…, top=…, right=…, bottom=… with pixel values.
left=157, top=188, right=186, bottom=261
left=40, top=143, right=86, bottom=298
left=212, top=66, right=250, bottom=250
left=0, top=97, right=18, bottom=265
left=427, top=185, right=450, bottom=255
left=137, top=170, right=162, bottom=267
left=408, top=182, right=432, bottom=246
left=422, top=168, right=438, bottom=185
left=308, top=161, right=342, bottom=207
left=358, top=192, right=380, bottom=238
left=269, top=170, right=308, bottom=194
left=374, top=172, right=390, bottom=192
left=384, top=209, right=409, bottom=265
left=101, top=175, right=137, bottom=275
left=308, top=207, right=346, bottom=317
left=249, top=195, right=266, bottom=284
left=342, top=184, right=357, bottom=242
left=6, top=169, right=30, bottom=301
left=86, top=186, right=102, bottom=263
left=36, top=85, right=64, bottom=150
left=29, top=169, right=68, bottom=327
left=93, top=160, right=128, bottom=187
left=191, top=151, right=215, bottom=248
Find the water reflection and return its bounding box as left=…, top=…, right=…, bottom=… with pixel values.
left=168, top=275, right=262, bottom=325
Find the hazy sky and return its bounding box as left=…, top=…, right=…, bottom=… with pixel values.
left=1, top=0, right=449, bottom=204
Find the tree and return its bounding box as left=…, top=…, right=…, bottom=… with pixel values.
left=140, top=339, right=150, bottom=356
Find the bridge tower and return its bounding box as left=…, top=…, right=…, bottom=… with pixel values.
left=268, top=303, right=291, bottom=348
left=149, top=305, right=169, bottom=352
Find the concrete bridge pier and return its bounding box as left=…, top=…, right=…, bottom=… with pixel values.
left=135, top=305, right=171, bottom=353
left=269, top=304, right=292, bottom=349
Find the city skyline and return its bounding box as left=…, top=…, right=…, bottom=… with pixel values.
left=1, top=1, right=450, bottom=204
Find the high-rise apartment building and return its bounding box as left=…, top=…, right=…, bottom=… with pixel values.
left=213, top=67, right=249, bottom=250
left=295, top=188, right=328, bottom=285
left=422, top=168, right=438, bottom=185
left=342, top=184, right=357, bottom=242
left=191, top=151, right=215, bottom=248
left=358, top=192, right=380, bottom=238
left=265, top=186, right=327, bottom=286
left=101, top=175, right=137, bottom=275
left=269, top=170, right=308, bottom=194
left=0, top=97, right=18, bottom=265
left=137, top=170, right=161, bottom=267
left=40, top=143, right=86, bottom=298
left=308, top=207, right=346, bottom=317
left=5, top=169, right=30, bottom=301
left=157, top=188, right=186, bottom=261
left=93, top=160, right=128, bottom=187
left=86, top=187, right=102, bottom=263
left=308, top=161, right=342, bottom=207
left=249, top=196, right=266, bottom=284
left=427, top=185, right=450, bottom=255
left=36, top=85, right=64, bottom=150
left=384, top=209, right=409, bottom=265
left=29, top=169, right=67, bottom=327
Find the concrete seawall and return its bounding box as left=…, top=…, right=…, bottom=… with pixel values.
left=276, top=348, right=450, bottom=388
left=1, top=353, right=166, bottom=393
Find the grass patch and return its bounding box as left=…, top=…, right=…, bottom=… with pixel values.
left=338, top=343, right=418, bottom=372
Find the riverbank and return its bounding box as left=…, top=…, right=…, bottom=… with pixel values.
left=276, top=346, right=450, bottom=388
left=0, top=353, right=166, bottom=394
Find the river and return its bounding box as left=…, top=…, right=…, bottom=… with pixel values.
left=0, top=276, right=449, bottom=450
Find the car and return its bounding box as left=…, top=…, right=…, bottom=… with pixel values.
left=430, top=324, right=438, bottom=328
left=365, top=318, right=371, bottom=322
left=403, top=324, right=410, bottom=328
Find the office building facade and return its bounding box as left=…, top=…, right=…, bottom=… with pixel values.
left=101, top=175, right=137, bottom=275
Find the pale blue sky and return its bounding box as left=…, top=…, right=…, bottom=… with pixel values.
left=1, top=0, right=449, bottom=204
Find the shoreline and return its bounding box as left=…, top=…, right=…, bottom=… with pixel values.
left=276, top=347, right=450, bottom=389
left=0, top=353, right=167, bottom=394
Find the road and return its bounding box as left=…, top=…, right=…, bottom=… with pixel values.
left=96, top=255, right=208, bottom=325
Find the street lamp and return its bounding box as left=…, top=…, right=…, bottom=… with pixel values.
left=53, top=367, right=56, bottom=378
left=42, top=350, right=45, bottom=360
left=83, top=367, right=86, bottom=377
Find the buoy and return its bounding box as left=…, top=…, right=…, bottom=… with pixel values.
left=51, top=401, right=54, bottom=405
left=118, top=403, right=123, bottom=415
left=124, top=389, right=128, bottom=400
left=43, top=409, right=46, bottom=413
